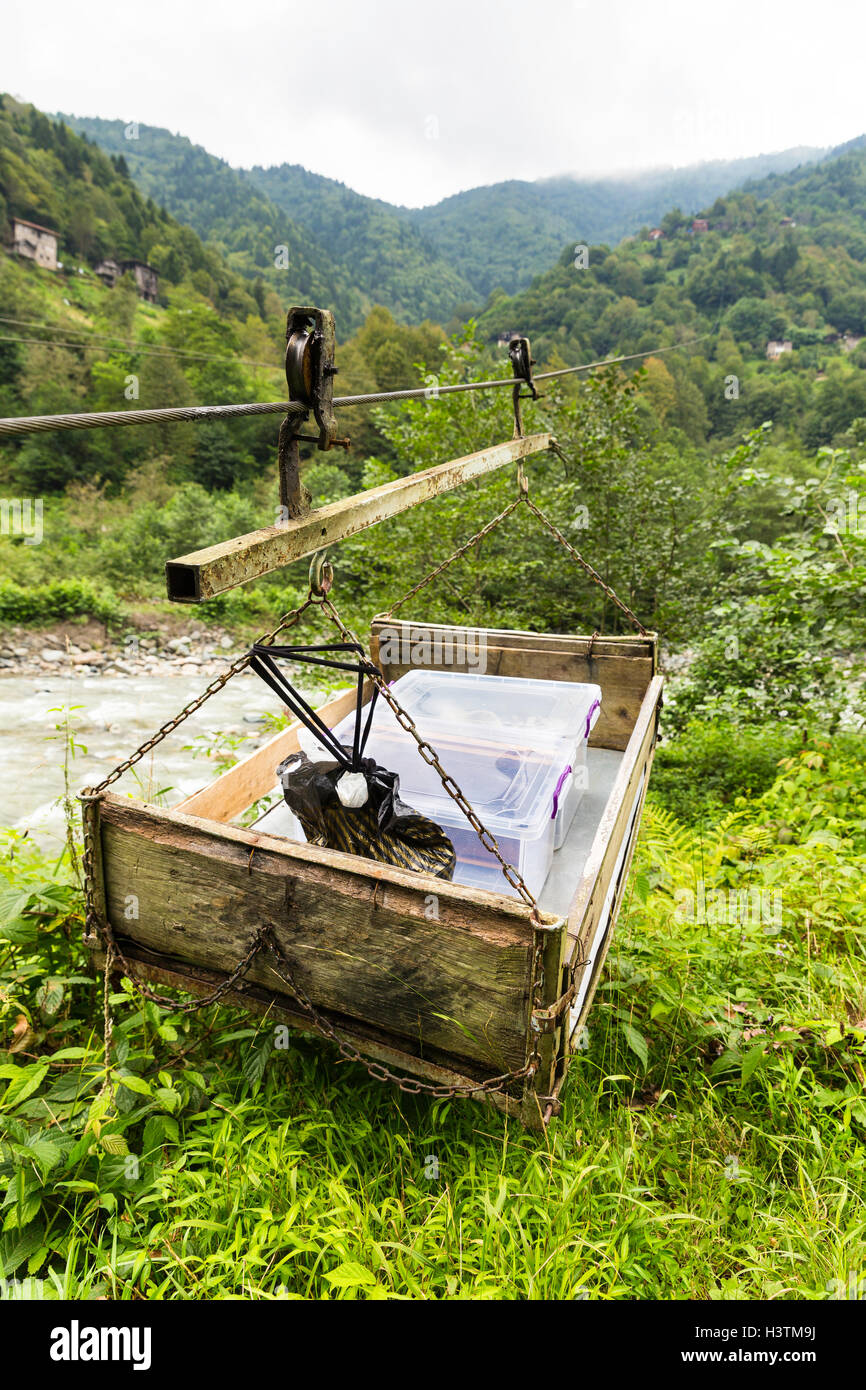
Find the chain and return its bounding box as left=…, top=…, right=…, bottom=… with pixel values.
left=97, top=930, right=115, bottom=1106
left=98, top=915, right=269, bottom=1013
left=86, top=883, right=547, bottom=1101
left=77, top=493, right=620, bottom=1103
left=80, top=590, right=319, bottom=802
left=521, top=493, right=649, bottom=636
left=379, top=495, right=525, bottom=621
left=76, top=465, right=628, bottom=1106
left=377, top=457, right=648, bottom=637
left=261, top=926, right=544, bottom=1098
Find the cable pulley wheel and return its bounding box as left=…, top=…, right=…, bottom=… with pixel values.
left=285, top=327, right=314, bottom=405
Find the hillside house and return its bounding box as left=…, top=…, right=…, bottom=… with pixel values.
left=766, top=339, right=793, bottom=360
left=496, top=330, right=517, bottom=348
left=690, top=218, right=709, bottom=233
left=94, top=257, right=159, bottom=303
left=11, top=218, right=58, bottom=270
left=648, top=228, right=663, bottom=240
left=94, top=258, right=121, bottom=288
left=779, top=217, right=796, bottom=228
left=124, top=260, right=159, bottom=303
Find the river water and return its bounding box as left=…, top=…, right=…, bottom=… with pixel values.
left=0, top=668, right=297, bottom=853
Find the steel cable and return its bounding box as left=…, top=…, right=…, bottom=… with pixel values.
left=0, top=398, right=307, bottom=437
left=0, top=333, right=714, bottom=439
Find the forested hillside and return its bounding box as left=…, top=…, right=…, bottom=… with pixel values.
left=44, top=114, right=367, bottom=331
left=0, top=100, right=263, bottom=319
left=0, top=97, right=450, bottom=501
left=60, top=112, right=824, bottom=323
left=60, top=117, right=478, bottom=328
left=478, top=138, right=866, bottom=450
left=0, top=95, right=294, bottom=494
left=247, top=161, right=478, bottom=324
left=410, top=147, right=824, bottom=299
left=5, top=96, right=866, bottom=501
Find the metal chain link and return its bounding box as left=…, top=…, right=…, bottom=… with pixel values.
left=92, top=893, right=545, bottom=1100
left=264, top=592, right=553, bottom=1096
left=80, top=590, right=319, bottom=802
left=98, top=917, right=270, bottom=1014
left=379, top=495, right=525, bottom=621
left=521, top=493, right=649, bottom=636
left=377, top=457, right=648, bottom=637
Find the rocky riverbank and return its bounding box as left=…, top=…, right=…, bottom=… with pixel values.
left=0, top=620, right=242, bottom=681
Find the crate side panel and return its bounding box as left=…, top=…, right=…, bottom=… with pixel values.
left=99, top=799, right=533, bottom=1073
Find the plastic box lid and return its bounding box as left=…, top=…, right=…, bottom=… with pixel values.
left=377, top=669, right=602, bottom=746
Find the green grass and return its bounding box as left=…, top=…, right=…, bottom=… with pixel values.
left=0, top=735, right=864, bottom=1300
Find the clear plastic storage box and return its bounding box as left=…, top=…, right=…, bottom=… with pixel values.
left=328, top=670, right=603, bottom=896
left=366, top=670, right=601, bottom=848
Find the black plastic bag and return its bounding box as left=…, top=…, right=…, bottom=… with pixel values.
left=275, top=745, right=456, bottom=878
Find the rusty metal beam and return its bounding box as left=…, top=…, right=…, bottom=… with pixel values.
left=165, top=432, right=552, bottom=603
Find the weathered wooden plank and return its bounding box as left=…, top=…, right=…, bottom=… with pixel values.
left=565, top=676, right=663, bottom=1042
left=531, top=906, right=570, bottom=1102
left=177, top=683, right=368, bottom=823
left=370, top=620, right=657, bottom=752
left=165, top=434, right=552, bottom=602
left=89, top=940, right=541, bottom=1127
left=98, top=795, right=541, bottom=1073
left=373, top=619, right=656, bottom=659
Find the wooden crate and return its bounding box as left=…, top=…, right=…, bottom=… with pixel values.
left=84, top=622, right=662, bottom=1129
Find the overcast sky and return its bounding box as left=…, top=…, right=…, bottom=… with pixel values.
left=4, top=0, right=866, bottom=207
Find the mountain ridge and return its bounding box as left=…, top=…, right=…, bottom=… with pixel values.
left=475, top=136, right=866, bottom=450
left=57, top=112, right=834, bottom=323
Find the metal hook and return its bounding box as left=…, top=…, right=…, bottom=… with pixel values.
left=508, top=335, right=538, bottom=439
left=309, top=549, right=334, bottom=597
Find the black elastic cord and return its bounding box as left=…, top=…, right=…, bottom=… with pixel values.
left=249, top=642, right=382, bottom=772
left=249, top=652, right=352, bottom=768
left=358, top=684, right=379, bottom=768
